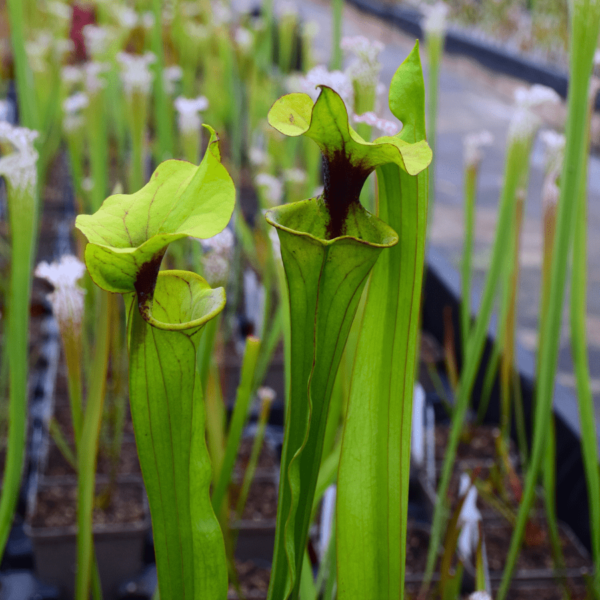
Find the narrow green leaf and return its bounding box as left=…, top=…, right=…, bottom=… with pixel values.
left=336, top=43, right=429, bottom=600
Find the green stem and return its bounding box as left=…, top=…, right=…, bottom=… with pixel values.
left=151, top=0, right=174, bottom=160
left=569, top=83, right=600, bottom=594
left=496, top=3, right=600, bottom=596
left=330, top=0, right=343, bottom=71
left=0, top=181, right=38, bottom=558
left=212, top=336, right=261, bottom=517
left=76, top=290, right=111, bottom=600
left=461, top=164, right=477, bottom=358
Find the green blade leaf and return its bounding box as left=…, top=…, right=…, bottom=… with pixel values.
left=127, top=271, right=227, bottom=600
left=75, top=126, right=235, bottom=294
left=336, top=42, right=429, bottom=600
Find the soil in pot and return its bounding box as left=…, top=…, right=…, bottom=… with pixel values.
left=484, top=518, right=591, bottom=574
left=235, top=437, right=278, bottom=475
left=228, top=559, right=270, bottom=599
left=45, top=440, right=140, bottom=478
left=27, top=480, right=149, bottom=600
left=434, top=424, right=517, bottom=463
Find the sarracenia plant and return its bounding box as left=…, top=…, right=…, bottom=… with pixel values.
left=76, top=126, right=235, bottom=599
left=337, top=44, right=430, bottom=600
left=264, top=71, right=431, bottom=600
left=0, top=124, right=39, bottom=559
left=497, top=1, right=600, bottom=595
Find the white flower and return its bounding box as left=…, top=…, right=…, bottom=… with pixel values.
left=313, top=185, right=324, bottom=197
left=35, top=255, right=86, bottom=332
left=422, top=2, right=449, bottom=38
left=468, top=593, right=492, bottom=600
left=26, top=31, right=53, bottom=72
left=255, top=173, right=284, bottom=206
left=257, top=386, right=276, bottom=405
left=200, top=228, right=234, bottom=255
left=514, top=84, right=561, bottom=109
left=62, top=92, right=89, bottom=133
left=82, top=24, right=117, bottom=58
left=63, top=92, right=90, bottom=115
left=83, top=61, right=110, bottom=95
left=200, top=228, right=234, bottom=287
left=0, top=122, right=39, bottom=193
left=212, top=1, right=232, bottom=26
left=463, top=130, right=493, bottom=168
left=509, top=85, right=560, bottom=143
left=61, top=65, right=83, bottom=86
left=457, top=473, right=482, bottom=563
left=353, top=112, right=401, bottom=136
left=174, top=95, right=209, bottom=133
left=82, top=177, right=94, bottom=192
left=112, top=5, right=139, bottom=30
left=235, top=27, right=253, bottom=51
left=117, top=52, right=156, bottom=97
left=46, top=1, right=72, bottom=22
left=341, top=36, right=384, bottom=63
left=539, top=129, right=565, bottom=172
left=53, top=39, right=74, bottom=62
left=283, top=168, right=306, bottom=184
left=296, top=65, right=354, bottom=108
left=249, top=147, right=271, bottom=168
left=163, top=65, right=183, bottom=96
left=141, top=12, right=155, bottom=29
left=202, top=253, right=229, bottom=287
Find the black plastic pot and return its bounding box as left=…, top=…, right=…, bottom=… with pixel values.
left=24, top=477, right=150, bottom=600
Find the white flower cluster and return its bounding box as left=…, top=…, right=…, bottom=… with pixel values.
left=342, top=36, right=384, bottom=89
left=200, top=228, right=234, bottom=287
left=255, top=173, right=284, bottom=206
left=0, top=122, right=39, bottom=193
left=295, top=65, right=354, bottom=108
left=463, top=129, right=493, bottom=168
left=35, top=255, right=86, bottom=332
left=508, top=84, right=560, bottom=143
left=26, top=31, right=73, bottom=72
left=62, top=92, right=90, bottom=133
left=353, top=112, right=400, bottom=136
left=421, top=2, right=449, bottom=38
left=174, top=96, right=209, bottom=134
left=117, top=52, right=156, bottom=97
